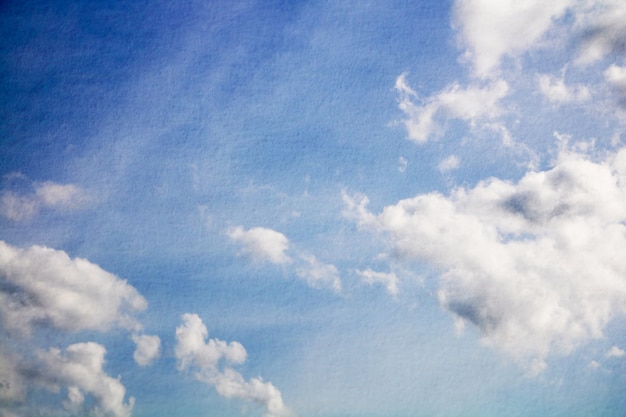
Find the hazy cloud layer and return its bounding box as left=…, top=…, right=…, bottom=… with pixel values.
left=346, top=146, right=626, bottom=372
left=175, top=313, right=292, bottom=417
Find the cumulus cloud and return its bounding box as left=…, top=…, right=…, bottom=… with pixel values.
left=0, top=241, right=147, bottom=335
left=0, top=241, right=154, bottom=415
left=606, top=346, right=625, bottom=358
left=228, top=226, right=291, bottom=264
left=175, top=313, right=292, bottom=417
left=438, top=155, right=460, bottom=173
left=395, top=73, right=509, bottom=142
left=132, top=333, right=161, bottom=366
left=537, top=73, right=591, bottom=104
left=296, top=255, right=341, bottom=293
left=0, top=178, right=89, bottom=221
left=37, top=342, right=134, bottom=417
left=345, top=146, right=626, bottom=371
left=356, top=269, right=399, bottom=296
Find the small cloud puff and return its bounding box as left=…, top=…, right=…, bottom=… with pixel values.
left=132, top=333, right=161, bottom=366
left=357, top=269, right=399, bottom=296
left=227, top=226, right=291, bottom=264
left=606, top=346, right=625, bottom=358
left=438, top=155, right=460, bottom=173
left=296, top=255, right=341, bottom=293
left=0, top=176, right=90, bottom=221
left=175, top=314, right=293, bottom=417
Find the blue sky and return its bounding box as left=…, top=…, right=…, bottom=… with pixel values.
left=2, top=1, right=626, bottom=416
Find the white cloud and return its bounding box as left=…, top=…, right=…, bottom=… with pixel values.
left=0, top=241, right=153, bottom=415
left=296, top=255, right=342, bottom=293
left=357, top=269, right=399, bottom=296
left=0, top=192, right=38, bottom=221
left=228, top=226, right=291, bottom=264
left=175, top=314, right=293, bottom=417
left=345, top=147, right=626, bottom=371
left=395, top=73, right=509, bottom=142
left=37, top=342, right=134, bottom=417
left=398, top=156, right=408, bottom=173
left=606, top=346, right=625, bottom=358
left=452, top=0, right=572, bottom=77
left=34, top=181, right=87, bottom=209
left=537, top=73, right=591, bottom=104
left=0, top=241, right=147, bottom=335
left=438, top=155, right=460, bottom=173
left=175, top=313, right=247, bottom=371
left=132, top=333, right=161, bottom=366
left=452, top=0, right=626, bottom=77
left=604, top=64, right=626, bottom=94
left=0, top=179, right=89, bottom=221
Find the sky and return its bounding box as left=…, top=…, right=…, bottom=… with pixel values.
left=1, top=0, right=626, bottom=416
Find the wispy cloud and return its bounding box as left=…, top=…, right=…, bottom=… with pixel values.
left=356, top=269, right=399, bottom=296
left=0, top=177, right=90, bottom=221
left=395, top=73, right=509, bottom=143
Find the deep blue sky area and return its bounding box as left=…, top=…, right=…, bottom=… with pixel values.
left=1, top=1, right=626, bottom=417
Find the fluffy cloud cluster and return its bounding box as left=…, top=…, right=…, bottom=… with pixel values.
left=175, top=313, right=293, bottom=417
left=0, top=241, right=159, bottom=415
left=37, top=342, right=135, bottom=417
left=0, top=178, right=89, bottom=221
left=395, top=73, right=509, bottom=143
left=346, top=146, right=626, bottom=372
left=228, top=225, right=342, bottom=293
